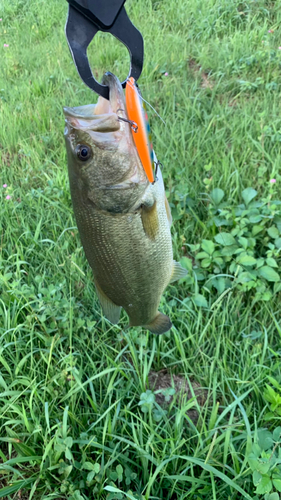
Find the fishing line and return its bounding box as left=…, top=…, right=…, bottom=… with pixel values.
left=138, top=94, right=166, bottom=126
left=154, top=160, right=162, bottom=180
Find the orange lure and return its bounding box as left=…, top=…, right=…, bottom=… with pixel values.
left=125, top=77, right=155, bottom=183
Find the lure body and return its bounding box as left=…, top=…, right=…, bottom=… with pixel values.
left=125, top=77, right=155, bottom=183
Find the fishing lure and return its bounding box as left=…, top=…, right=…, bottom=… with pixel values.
left=125, top=77, right=155, bottom=183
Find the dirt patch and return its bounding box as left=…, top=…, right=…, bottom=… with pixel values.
left=188, top=59, right=214, bottom=90
left=0, top=143, right=25, bottom=167
left=228, top=99, right=238, bottom=107
left=0, top=475, right=38, bottom=500
left=0, top=447, right=36, bottom=500
left=0, top=144, right=12, bottom=167
left=0, top=475, right=31, bottom=500
left=188, top=58, right=199, bottom=72
left=148, top=369, right=208, bottom=424
left=14, top=490, right=31, bottom=500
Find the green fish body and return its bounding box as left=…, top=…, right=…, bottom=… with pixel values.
left=63, top=73, right=186, bottom=334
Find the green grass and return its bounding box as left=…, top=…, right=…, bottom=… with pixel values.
left=1, top=0, right=281, bottom=498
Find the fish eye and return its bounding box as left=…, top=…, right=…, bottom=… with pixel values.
left=76, top=144, right=91, bottom=161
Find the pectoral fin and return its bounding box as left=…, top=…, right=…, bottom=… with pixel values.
left=144, top=312, right=173, bottom=335
left=141, top=201, right=159, bottom=240
left=169, top=260, right=188, bottom=283
left=94, top=280, right=121, bottom=324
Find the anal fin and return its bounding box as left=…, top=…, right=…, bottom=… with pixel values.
left=169, top=260, right=188, bottom=283
left=144, top=312, right=172, bottom=335
left=94, top=280, right=121, bottom=324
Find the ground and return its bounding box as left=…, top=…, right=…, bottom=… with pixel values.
left=1, top=0, right=281, bottom=499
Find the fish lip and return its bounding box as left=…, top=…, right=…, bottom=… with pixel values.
left=101, top=72, right=126, bottom=115
left=99, top=184, right=137, bottom=190
left=63, top=104, right=98, bottom=119
left=98, top=178, right=147, bottom=190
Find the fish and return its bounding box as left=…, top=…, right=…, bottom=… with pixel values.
left=63, top=72, right=187, bottom=334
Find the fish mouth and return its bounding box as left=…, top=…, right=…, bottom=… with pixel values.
left=76, top=72, right=126, bottom=117
left=63, top=72, right=127, bottom=125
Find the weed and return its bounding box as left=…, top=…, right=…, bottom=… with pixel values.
left=247, top=427, right=281, bottom=499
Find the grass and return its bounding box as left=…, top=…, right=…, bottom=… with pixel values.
left=1, top=0, right=281, bottom=498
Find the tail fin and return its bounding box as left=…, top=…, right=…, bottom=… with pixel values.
left=144, top=312, right=172, bottom=335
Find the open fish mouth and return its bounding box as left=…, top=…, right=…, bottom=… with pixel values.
left=63, top=72, right=127, bottom=132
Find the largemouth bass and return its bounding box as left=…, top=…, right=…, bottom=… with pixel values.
left=63, top=72, right=186, bottom=334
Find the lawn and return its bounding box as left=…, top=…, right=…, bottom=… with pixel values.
left=1, top=0, right=281, bottom=499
